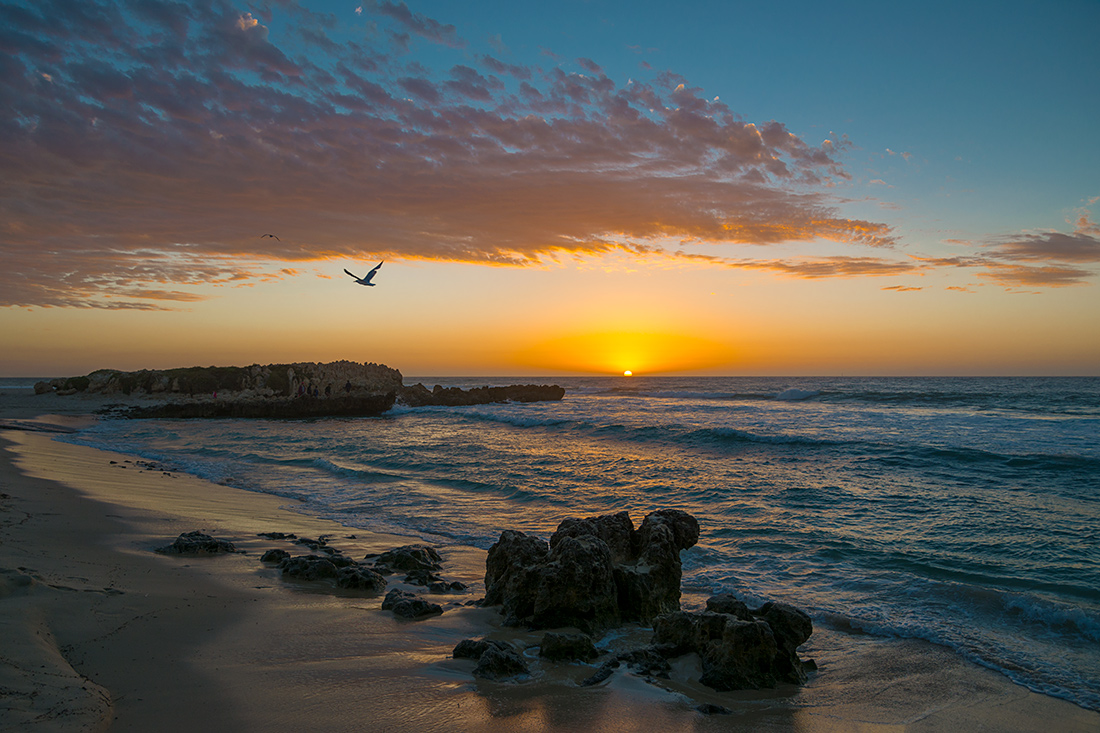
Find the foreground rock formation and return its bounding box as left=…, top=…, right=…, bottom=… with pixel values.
left=483, top=509, right=699, bottom=633
left=34, top=361, right=566, bottom=418
left=470, top=510, right=816, bottom=693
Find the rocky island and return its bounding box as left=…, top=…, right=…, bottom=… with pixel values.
left=33, top=361, right=565, bottom=418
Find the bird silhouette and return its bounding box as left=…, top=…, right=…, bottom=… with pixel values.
left=345, top=261, right=383, bottom=286
left=260, top=234, right=280, bottom=241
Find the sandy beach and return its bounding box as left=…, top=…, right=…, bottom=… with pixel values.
left=2, top=391, right=1098, bottom=732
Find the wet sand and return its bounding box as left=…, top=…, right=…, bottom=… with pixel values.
left=1, top=391, right=1097, bottom=732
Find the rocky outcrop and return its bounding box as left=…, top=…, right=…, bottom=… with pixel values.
left=453, top=638, right=530, bottom=681
left=398, top=383, right=565, bottom=407
left=127, top=392, right=395, bottom=419
left=651, top=599, right=814, bottom=691
left=538, top=632, right=598, bottom=662
left=155, top=531, right=237, bottom=554
left=483, top=510, right=699, bottom=633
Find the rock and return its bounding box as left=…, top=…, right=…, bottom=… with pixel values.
left=372, top=544, right=443, bottom=574
left=550, top=511, right=635, bottom=564
left=279, top=555, right=339, bottom=580
left=538, top=632, right=598, bottom=662
left=706, top=593, right=753, bottom=621
left=391, top=597, right=444, bottom=620
left=651, top=603, right=814, bottom=691
left=336, top=566, right=387, bottom=593
left=381, top=588, right=417, bottom=610
left=261, top=548, right=290, bottom=563
left=530, top=535, right=619, bottom=633
left=580, top=661, right=618, bottom=686
left=155, top=531, right=237, bottom=554
left=33, top=381, right=53, bottom=395
left=453, top=638, right=516, bottom=660
left=697, top=703, right=732, bottom=715
left=483, top=530, right=550, bottom=621
left=397, top=383, right=565, bottom=408
left=403, top=569, right=443, bottom=586
left=258, top=532, right=296, bottom=540
left=429, top=580, right=468, bottom=594
left=754, top=601, right=814, bottom=684
left=483, top=510, right=699, bottom=632
left=472, top=646, right=529, bottom=681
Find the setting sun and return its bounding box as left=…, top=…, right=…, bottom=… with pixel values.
left=623, top=370, right=633, bottom=377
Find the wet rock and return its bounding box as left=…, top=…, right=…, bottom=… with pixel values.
left=651, top=602, right=813, bottom=691
left=381, top=588, right=414, bottom=608
left=538, top=632, right=598, bottom=662
left=705, top=593, right=753, bottom=621
left=279, top=555, right=339, bottom=580
left=403, top=568, right=443, bottom=586
left=336, top=566, right=387, bottom=593
left=483, top=509, right=699, bottom=632
left=258, top=532, right=296, bottom=540
left=155, top=531, right=237, bottom=555
left=472, top=646, right=529, bottom=681
left=697, top=703, right=732, bottom=715
left=453, top=638, right=517, bottom=660
left=261, top=548, right=291, bottom=563
left=391, top=597, right=444, bottom=620
left=429, top=580, right=468, bottom=594
left=372, top=544, right=443, bottom=574
left=398, top=383, right=565, bottom=408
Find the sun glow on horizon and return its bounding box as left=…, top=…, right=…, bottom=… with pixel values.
left=514, top=331, right=736, bottom=375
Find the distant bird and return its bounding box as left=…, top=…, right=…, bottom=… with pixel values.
left=345, top=261, right=383, bottom=286
left=260, top=234, right=280, bottom=241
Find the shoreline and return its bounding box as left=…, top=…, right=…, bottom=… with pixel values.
left=1, top=397, right=1098, bottom=730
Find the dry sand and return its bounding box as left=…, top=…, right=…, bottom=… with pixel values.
left=1, top=390, right=1098, bottom=732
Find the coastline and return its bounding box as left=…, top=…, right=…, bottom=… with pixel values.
left=1, top=393, right=1098, bottom=731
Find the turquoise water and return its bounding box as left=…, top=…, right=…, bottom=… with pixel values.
left=67, top=376, right=1100, bottom=709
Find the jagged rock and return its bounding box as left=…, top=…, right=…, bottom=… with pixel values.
left=382, top=588, right=417, bottom=610
left=473, top=646, right=529, bottom=681
left=705, top=593, right=753, bottom=620
left=581, top=661, right=618, bottom=686
left=697, top=704, right=732, bottom=715
left=391, top=597, right=444, bottom=620
left=531, top=535, right=619, bottom=633
left=398, top=383, right=565, bottom=407
left=279, top=555, right=339, bottom=580
left=403, top=569, right=443, bottom=586
left=483, top=530, right=550, bottom=620
left=261, top=548, right=291, bottom=563
left=538, top=632, right=598, bottom=662
left=429, top=580, right=468, bottom=594
left=453, top=638, right=517, bottom=660
left=551, top=511, right=635, bottom=564
left=372, top=544, right=443, bottom=574
left=155, top=531, right=237, bottom=555
left=651, top=600, right=814, bottom=691
left=336, top=566, right=387, bottom=593
left=258, top=532, right=296, bottom=540
left=483, top=510, right=699, bottom=632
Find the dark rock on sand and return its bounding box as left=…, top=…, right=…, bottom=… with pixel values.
left=258, top=532, right=296, bottom=540
left=429, top=580, right=468, bottom=594
left=336, top=566, right=387, bottom=593
left=279, top=555, right=339, bottom=580
left=538, top=632, right=598, bottom=662
left=402, top=568, right=443, bottom=586
left=371, top=544, right=443, bottom=574
left=581, top=647, right=670, bottom=686
left=473, top=646, right=530, bottom=681
left=261, top=548, right=291, bottom=563
left=697, top=703, right=733, bottom=715
left=381, top=588, right=442, bottom=619
left=453, top=638, right=517, bottom=660
left=650, top=597, right=814, bottom=691
left=155, top=531, right=237, bottom=555
left=483, top=510, right=699, bottom=633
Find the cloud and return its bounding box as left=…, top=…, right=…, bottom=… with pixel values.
left=881, top=285, right=922, bottom=292
left=371, top=1, right=465, bottom=48
left=977, top=264, right=1094, bottom=288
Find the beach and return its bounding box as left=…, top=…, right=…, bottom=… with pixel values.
left=2, top=388, right=1099, bottom=732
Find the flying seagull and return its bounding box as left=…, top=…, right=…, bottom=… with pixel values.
left=345, top=261, right=383, bottom=286
left=260, top=233, right=280, bottom=241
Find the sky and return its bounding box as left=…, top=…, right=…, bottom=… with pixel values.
left=2, top=0, right=1098, bottom=377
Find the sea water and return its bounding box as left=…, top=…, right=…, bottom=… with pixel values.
left=62, top=376, right=1100, bottom=710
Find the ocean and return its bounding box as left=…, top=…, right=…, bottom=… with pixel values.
left=59, top=376, right=1099, bottom=710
